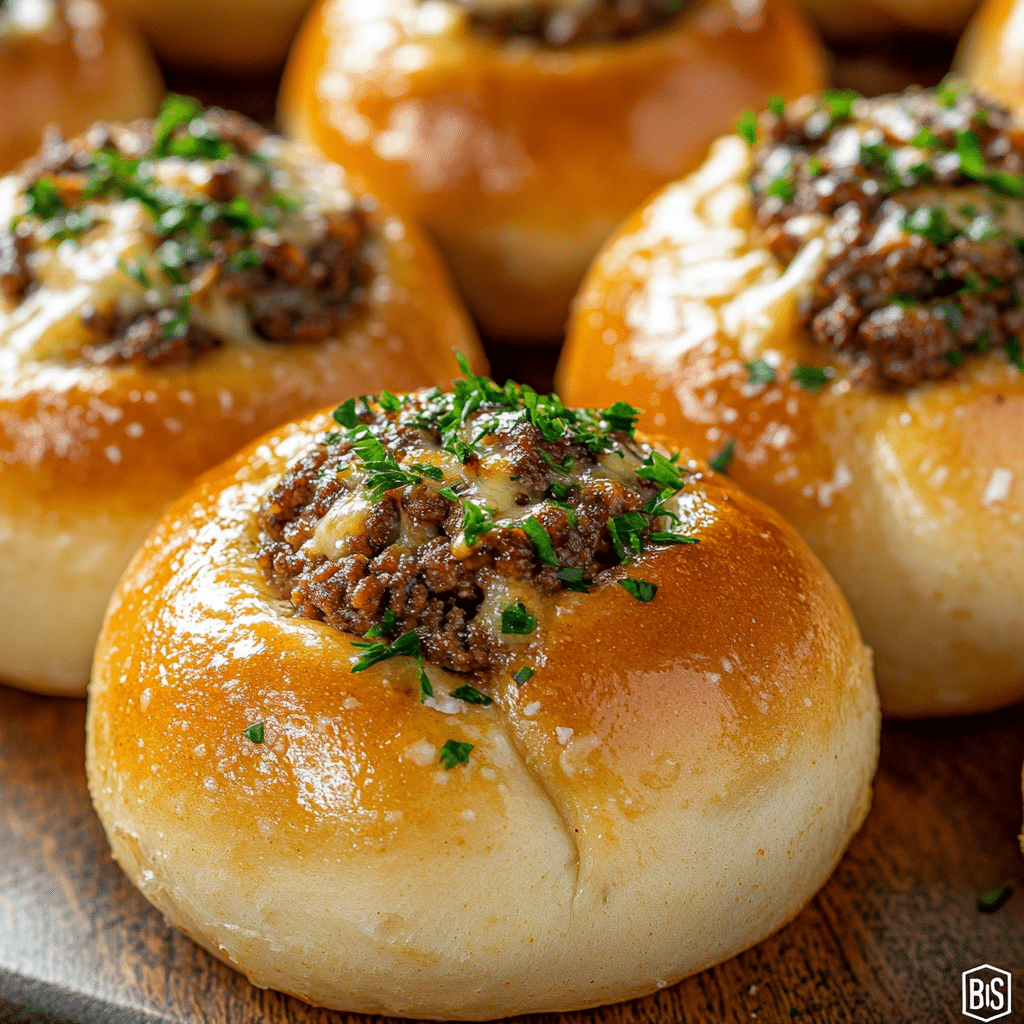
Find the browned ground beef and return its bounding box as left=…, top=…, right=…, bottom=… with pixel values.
left=0, top=109, right=373, bottom=365
left=453, top=0, right=689, bottom=46
left=749, top=87, right=1024, bottom=384
left=80, top=307, right=222, bottom=367
left=257, top=396, right=664, bottom=675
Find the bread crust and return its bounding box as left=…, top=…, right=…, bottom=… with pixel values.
left=278, top=0, right=825, bottom=340
left=959, top=0, right=1024, bottom=110
left=559, top=134, right=1024, bottom=717
left=0, top=1, right=162, bottom=172
left=0, top=133, right=483, bottom=694
left=86, top=405, right=878, bottom=1019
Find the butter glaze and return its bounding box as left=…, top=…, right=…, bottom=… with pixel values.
left=86, top=398, right=878, bottom=1018
left=0, top=115, right=482, bottom=694
left=560, top=107, right=1024, bottom=716
left=279, top=0, right=824, bottom=339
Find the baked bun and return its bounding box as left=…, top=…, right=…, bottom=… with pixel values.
left=560, top=85, right=1024, bottom=718
left=0, top=96, right=481, bottom=696
left=86, top=369, right=878, bottom=1020
left=797, top=0, right=980, bottom=40
left=0, top=0, right=162, bottom=172
left=104, top=0, right=313, bottom=72
left=959, top=0, right=1024, bottom=111
left=278, top=0, right=825, bottom=342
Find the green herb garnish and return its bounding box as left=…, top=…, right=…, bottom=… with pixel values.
left=746, top=358, right=776, bottom=384
left=513, top=666, right=534, bottom=686
left=618, top=577, right=658, bottom=602
left=439, top=739, right=474, bottom=770
left=243, top=722, right=264, bottom=743
left=790, top=364, right=835, bottom=391
left=521, top=516, right=557, bottom=566
left=736, top=110, right=758, bottom=146
left=708, top=438, right=735, bottom=474
left=501, top=601, right=537, bottom=635
left=977, top=885, right=1013, bottom=913
left=556, top=566, right=592, bottom=593
left=450, top=684, right=493, bottom=706
left=461, top=499, right=496, bottom=546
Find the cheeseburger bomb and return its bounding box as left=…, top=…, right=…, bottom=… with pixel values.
left=87, top=369, right=879, bottom=1019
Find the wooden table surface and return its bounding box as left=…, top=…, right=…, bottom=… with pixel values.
left=2, top=682, right=1022, bottom=1024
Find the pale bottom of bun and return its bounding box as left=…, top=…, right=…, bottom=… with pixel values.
left=91, top=653, right=876, bottom=1020
left=0, top=503, right=152, bottom=695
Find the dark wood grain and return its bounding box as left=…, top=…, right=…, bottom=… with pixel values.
left=2, top=683, right=1022, bottom=1024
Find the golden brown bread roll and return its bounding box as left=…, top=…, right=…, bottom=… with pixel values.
left=278, top=0, right=826, bottom=341
left=86, top=370, right=878, bottom=1019
left=0, top=0, right=162, bottom=172
left=0, top=96, right=482, bottom=696
left=959, top=0, right=1024, bottom=111
left=797, top=0, right=980, bottom=40
left=104, top=0, right=314, bottom=72
left=560, top=84, right=1024, bottom=718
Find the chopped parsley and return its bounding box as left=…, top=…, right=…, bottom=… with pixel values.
left=768, top=95, right=786, bottom=119
left=977, top=885, right=1012, bottom=913
left=556, top=565, right=592, bottom=593
left=745, top=358, right=776, bottom=385
left=736, top=110, right=758, bottom=146
left=350, top=629, right=433, bottom=702
left=708, top=438, right=735, bottom=474
left=364, top=609, right=397, bottom=639
left=243, top=722, right=264, bottom=744
left=501, top=601, right=537, bottom=635
left=439, top=739, right=474, bottom=770
left=821, top=88, right=858, bottom=121
left=790, top=364, right=835, bottom=391
left=449, top=684, right=493, bottom=706
left=461, top=499, right=496, bottom=546
left=618, top=577, right=658, bottom=602
left=513, top=666, right=534, bottom=686
left=521, top=516, right=558, bottom=566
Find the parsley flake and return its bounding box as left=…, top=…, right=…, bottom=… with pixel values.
left=521, top=516, right=557, bottom=566
left=790, top=364, right=835, bottom=391
left=450, top=684, right=493, bottom=706
left=243, top=722, right=264, bottom=744
left=556, top=565, right=592, bottom=593
left=513, top=666, right=534, bottom=686
left=439, top=739, right=474, bottom=770
left=501, top=601, right=537, bottom=635
left=977, top=885, right=1013, bottom=913
left=746, top=358, right=776, bottom=384
left=736, top=110, right=758, bottom=146
left=618, top=577, right=658, bottom=602
left=461, top=499, right=496, bottom=546
left=708, top=438, right=735, bottom=474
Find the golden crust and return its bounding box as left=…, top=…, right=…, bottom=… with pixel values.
left=86, top=406, right=878, bottom=1019
left=278, top=0, right=825, bottom=339
left=0, top=141, right=483, bottom=694
left=559, top=135, right=1024, bottom=717
left=959, top=0, right=1024, bottom=111
left=0, top=1, right=163, bottom=172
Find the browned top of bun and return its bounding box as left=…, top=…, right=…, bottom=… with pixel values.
left=0, top=101, right=482, bottom=515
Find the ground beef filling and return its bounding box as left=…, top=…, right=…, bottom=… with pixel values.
left=453, top=0, right=689, bottom=46
left=257, top=407, right=660, bottom=675
left=750, top=88, right=1024, bottom=384
left=1, top=110, right=373, bottom=365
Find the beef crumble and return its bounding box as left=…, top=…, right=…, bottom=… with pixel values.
left=0, top=98, right=374, bottom=365
left=257, top=383, right=693, bottom=679
left=747, top=86, right=1024, bottom=385
left=452, top=0, right=690, bottom=47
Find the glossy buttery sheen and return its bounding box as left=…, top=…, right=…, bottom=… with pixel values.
left=86, top=407, right=878, bottom=1020
left=559, top=135, right=1024, bottom=717
left=0, top=0, right=162, bottom=171
left=0, top=138, right=482, bottom=695
left=278, top=0, right=825, bottom=340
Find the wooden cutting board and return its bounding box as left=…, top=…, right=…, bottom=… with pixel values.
left=1, top=683, right=1022, bottom=1024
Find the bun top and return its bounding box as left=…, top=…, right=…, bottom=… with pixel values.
left=0, top=94, right=480, bottom=514
left=93, top=369, right=868, bottom=844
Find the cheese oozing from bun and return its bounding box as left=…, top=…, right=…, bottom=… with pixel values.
left=87, top=370, right=878, bottom=1019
